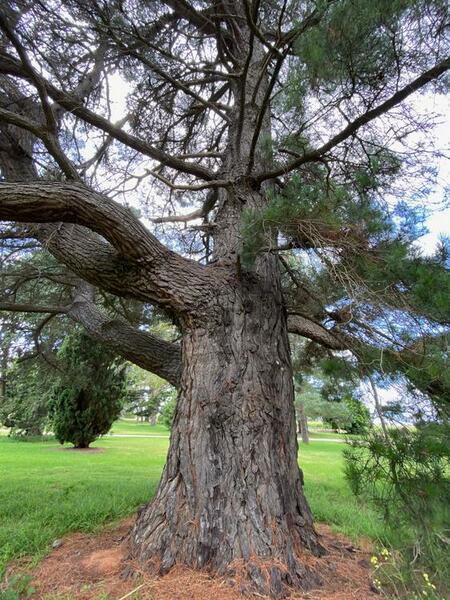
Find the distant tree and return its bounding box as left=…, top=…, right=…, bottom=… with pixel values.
left=126, top=385, right=161, bottom=424
left=0, top=359, right=50, bottom=436
left=342, top=396, right=371, bottom=435
left=49, top=329, right=126, bottom=448
left=294, top=370, right=371, bottom=436
left=124, top=364, right=175, bottom=424
left=0, top=320, right=14, bottom=402
left=159, top=390, right=178, bottom=430
left=320, top=377, right=371, bottom=434
left=295, top=398, right=309, bottom=443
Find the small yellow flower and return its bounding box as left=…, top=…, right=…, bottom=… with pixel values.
left=380, top=548, right=390, bottom=557
left=423, top=573, right=430, bottom=582
left=370, top=555, right=378, bottom=565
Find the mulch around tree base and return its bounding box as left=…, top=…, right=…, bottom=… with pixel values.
left=5, top=518, right=379, bottom=600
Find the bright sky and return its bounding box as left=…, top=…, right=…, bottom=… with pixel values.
left=412, top=93, right=450, bottom=254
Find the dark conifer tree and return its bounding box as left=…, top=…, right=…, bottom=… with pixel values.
left=49, top=329, right=125, bottom=449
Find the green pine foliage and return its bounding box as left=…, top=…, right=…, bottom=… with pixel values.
left=49, top=329, right=126, bottom=448
left=344, top=422, right=450, bottom=596
left=293, top=0, right=447, bottom=93
left=241, top=152, right=399, bottom=268
left=356, top=334, right=450, bottom=410
left=0, top=360, right=50, bottom=437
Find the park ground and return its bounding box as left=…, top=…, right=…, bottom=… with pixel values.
left=0, top=421, right=389, bottom=599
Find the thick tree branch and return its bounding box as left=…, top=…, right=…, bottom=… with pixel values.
left=0, top=181, right=168, bottom=261
left=0, top=92, right=221, bottom=315
left=0, top=106, right=43, bottom=137
left=68, top=284, right=181, bottom=387
left=287, top=314, right=347, bottom=350
left=0, top=52, right=223, bottom=183
left=0, top=106, right=79, bottom=179
left=0, top=302, right=66, bottom=314
left=0, top=293, right=182, bottom=386
left=33, top=223, right=154, bottom=303
left=0, top=188, right=221, bottom=314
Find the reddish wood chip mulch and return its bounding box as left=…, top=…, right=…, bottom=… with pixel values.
left=4, top=518, right=378, bottom=600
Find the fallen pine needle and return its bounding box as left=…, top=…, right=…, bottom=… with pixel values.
left=117, top=583, right=146, bottom=600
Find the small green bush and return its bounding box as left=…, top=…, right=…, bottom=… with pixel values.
left=49, top=329, right=126, bottom=448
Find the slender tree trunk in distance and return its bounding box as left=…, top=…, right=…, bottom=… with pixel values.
left=0, top=361, right=7, bottom=402
left=297, top=402, right=310, bottom=444
left=0, top=336, right=10, bottom=402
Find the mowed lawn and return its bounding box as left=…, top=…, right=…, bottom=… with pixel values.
left=108, top=419, right=350, bottom=439
left=0, top=422, right=385, bottom=578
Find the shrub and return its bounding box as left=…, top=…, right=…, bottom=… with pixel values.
left=344, top=422, right=450, bottom=598
left=49, top=329, right=126, bottom=448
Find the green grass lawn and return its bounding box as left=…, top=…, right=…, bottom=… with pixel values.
left=0, top=425, right=385, bottom=580
left=304, top=430, right=352, bottom=440
left=1, top=418, right=349, bottom=439
left=108, top=419, right=170, bottom=436
left=107, top=420, right=350, bottom=440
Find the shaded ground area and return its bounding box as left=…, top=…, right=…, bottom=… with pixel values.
left=5, top=517, right=378, bottom=600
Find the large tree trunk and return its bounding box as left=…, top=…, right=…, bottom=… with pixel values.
left=131, top=257, right=324, bottom=597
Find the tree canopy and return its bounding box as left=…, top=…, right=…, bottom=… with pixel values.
left=0, top=0, right=447, bottom=405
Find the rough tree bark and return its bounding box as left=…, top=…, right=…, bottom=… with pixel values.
left=128, top=26, right=325, bottom=591
left=131, top=251, right=323, bottom=595
left=0, top=182, right=325, bottom=597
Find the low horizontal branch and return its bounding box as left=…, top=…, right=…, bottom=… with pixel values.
left=0, top=301, right=67, bottom=314
left=68, top=285, right=181, bottom=387
left=0, top=293, right=182, bottom=387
